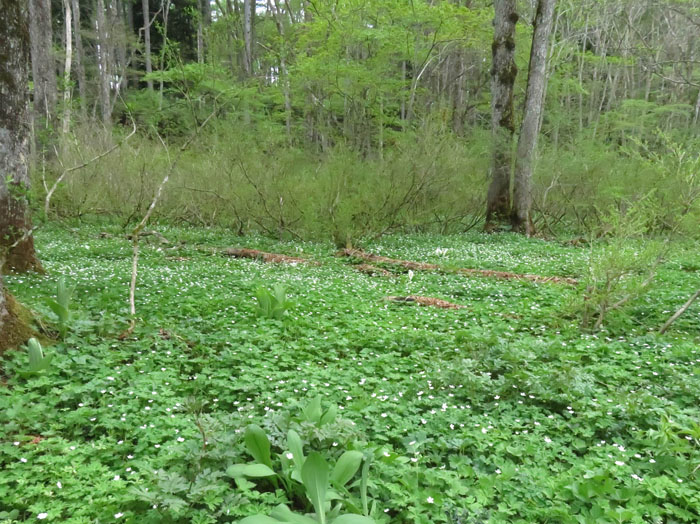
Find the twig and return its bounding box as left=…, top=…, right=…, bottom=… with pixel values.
left=124, top=105, right=221, bottom=336
left=659, top=287, right=700, bottom=335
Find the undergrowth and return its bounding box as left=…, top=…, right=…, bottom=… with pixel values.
left=1, top=224, right=699, bottom=523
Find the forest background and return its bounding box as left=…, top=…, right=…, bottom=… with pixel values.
left=20, top=0, right=700, bottom=243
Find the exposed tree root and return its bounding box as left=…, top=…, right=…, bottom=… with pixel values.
left=339, top=248, right=577, bottom=285
left=384, top=295, right=467, bottom=309
left=354, top=264, right=395, bottom=277
left=222, top=248, right=319, bottom=265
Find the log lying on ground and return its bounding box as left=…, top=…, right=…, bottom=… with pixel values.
left=340, top=248, right=577, bottom=286
left=223, top=248, right=319, bottom=265
left=384, top=295, right=467, bottom=309
left=354, top=264, right=394, bottom=277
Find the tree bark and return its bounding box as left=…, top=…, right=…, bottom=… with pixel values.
left=142, top=0, right=153, bottom=90
left=244, top=0, right=253, bottom=76
left=28, top=0, right=57, bottom=131
left=0, top=0, right=42, bottom=273
left=62, top=0, right=73, bottom=134
left=485, top=0, right=518, bottom=231
left=511, top=0, right=556, bottom=235
left=71, top=0, right=87, bottom=117
left=96, top=0, right=112, bottom=125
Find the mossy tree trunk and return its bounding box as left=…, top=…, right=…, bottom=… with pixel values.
left=28, top=0, right=57, bottom=132
left=0, top=0, right=42, bottom=273
left=485, top=0, right=518, bottom=231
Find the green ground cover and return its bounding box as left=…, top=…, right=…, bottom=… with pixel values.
left=1, top=224, right=699, bottom=523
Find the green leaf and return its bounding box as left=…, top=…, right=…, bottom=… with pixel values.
left=331, top=451, right=363, bottom=487
left=331, top=516, right=376, bottom=524
left=239, top=516, right=283, bottom=524
left=270, top=505, right=318, bottom=524
left=301, top=452, right=329, bottom=524
left=360, top=457, right=370, bottom=516
left=245, top=424, right=273, bottom=468
left=320, top=403, right=338, bottom=425
left=227, top=463, right=276, bottom=478
left=303, top=396, right=323, bottom=424
left=287, top=429, right=305, bottom=469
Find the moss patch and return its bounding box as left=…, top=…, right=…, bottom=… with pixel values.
left=0, top=292, right=37, bottom=355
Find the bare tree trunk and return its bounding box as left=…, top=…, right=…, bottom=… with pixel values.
left=0, top=0, right=42, bottom=273
left=142, top=0, right=153, bottom=90
left=511, top=0, right=556, bottom=235
left=244, top=0, right=253, bottom=76
left=96, top=0, right=111, bottom=126
left=71, top=0, right=87, bottom=117
left=62, top=0, right=73, bottom=134
left=196, top=0, right=204, bottom=63
left=485, top=0, right=518, bottom=231
left=29, top=0, right=58, bottom=132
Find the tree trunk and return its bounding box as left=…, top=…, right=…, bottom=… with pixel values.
left=142, top=0, right=153, bottom=90
left=96, top=0, right=111, bottom=125
left=62, top=0, right=73, bottom=134
left=196, top=0, right=204, bottom=63
left=244, top=0, right=253, bottom=76
left=71, top=0, right=87, bottom=117
left=28, top=0, right=57, bottom=131
left=485, top=0, right=518, bottom=231
left=0, top=0, right=42, bottom=273
left=511, top=0, right=556, bottom=236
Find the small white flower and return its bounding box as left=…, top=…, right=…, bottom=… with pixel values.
left=407, top=270, right=414, bottom=282
left=37, top=514, right=48, bottom=520
left=426, top=496, right=434, bottom=504
left=114, top=513, right=124, bottom=519
left=56, top=482, right=62, bottom=489
left=286, top=452, right=294, bottom=460
left=113, top=475, right=120, bottom=481
left=544, top=437, right=552, bottom=443
left=20, top=457, right=28, bottom=463
left=495, top=469, right=502, bottom=474
left=615, top=461, right=625, bottom=466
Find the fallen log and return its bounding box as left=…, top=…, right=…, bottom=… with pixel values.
left=354, top=264, right=395, bottom=277
left=223, top=248, right=319, bottom=265
left=384, top=295, right=467, bottom=309
left=340, top=248, right=577, bottom=286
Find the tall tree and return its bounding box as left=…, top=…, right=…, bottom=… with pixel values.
left=511, top=0, right=556, bottom=235
left=0, top=0, right=42, bottom=273
left=485, top=0, right=518, bottom=231
left=142, top=0, right=154, bottom=90
left=28, top=0, right=58, bottom=130
left=243, top=0, right=253, bottom=76
left=96, top=0, right=112, bottom=125
left=71, top=0, right=87, bottom=116
left=61, top=0, right=73, bottom=134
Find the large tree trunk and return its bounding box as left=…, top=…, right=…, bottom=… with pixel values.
left=71, top=0, right=87, bottom=117
left=485, top=0, right=518, bottom=231
left=28, top=0, right=58, bottom=131
left=0, top=0, right=42, bottom=273
left=511, top=0, right=556, bottom=235
left=62, top=0, right=73, bottom=134
left=96, top=0, right=112, bottom=125
left=142, top=0, right=153, bottom=90
left=243, top=0, right=253, bottom=76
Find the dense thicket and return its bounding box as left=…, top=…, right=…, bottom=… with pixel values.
left=29, top=0, right=700, bottom=240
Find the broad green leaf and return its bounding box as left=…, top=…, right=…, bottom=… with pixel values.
left=320, top=403, right=338, bottom=425
left=287, top=429, right=305, bottom=469
left=331, top=451, right=363, bottom=487
left=303, top=396, right=323, bottom=424
left=301, top=452, right=329, bottom=524
left=331, top=515, right=376, bottom=524
left=245, top=425, right=273, bottom=467
left=360, top=457, right=370, bottom=516
left=239, top=516, right=283, bottom=524
left=227, top=463, right=276, bottom=478
left=270, top=505, right=318, bottom=524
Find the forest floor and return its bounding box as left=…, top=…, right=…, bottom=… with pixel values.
left=1, top=223, right=700, bottom=524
